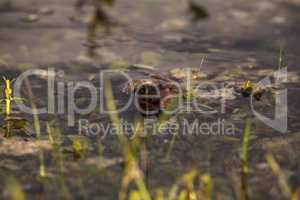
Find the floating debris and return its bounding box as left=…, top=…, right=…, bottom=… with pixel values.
left=253, top=88, right=265, bottom=101
left=1, top=117, right=32, bottom=137
left=72, top=138, right=85, bottom=159
left=241, top=80, right=253, bottom=97
left=169, top=68, right=207, bottom=80
left=38, top=7, right=54, bottom=15
left=3, top=117, right=28, bottom=130
left=131, top=64, right=154, bottom=70
left=21, top=14, right=40, bottom=23
left=240, top=80, right=266, bottom=100
left=85, top=157, right=123, bottom=169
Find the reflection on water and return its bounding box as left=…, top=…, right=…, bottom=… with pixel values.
left=0, top=1, right=15, bottom=12
left=188, top=0, right=209, bottom=22
left=87, top=1, right=113, bottom=57
left=76, top=0, right=116, bottom=57
left=84, top=0, right=209, bottom=58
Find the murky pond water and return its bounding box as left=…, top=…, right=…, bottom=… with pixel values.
left=0, top=0, right=300, bottom=199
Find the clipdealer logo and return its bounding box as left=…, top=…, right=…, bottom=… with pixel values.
left=11, top=67, right=288, bottom=134
left=250, top=67, right=288, bottom=133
